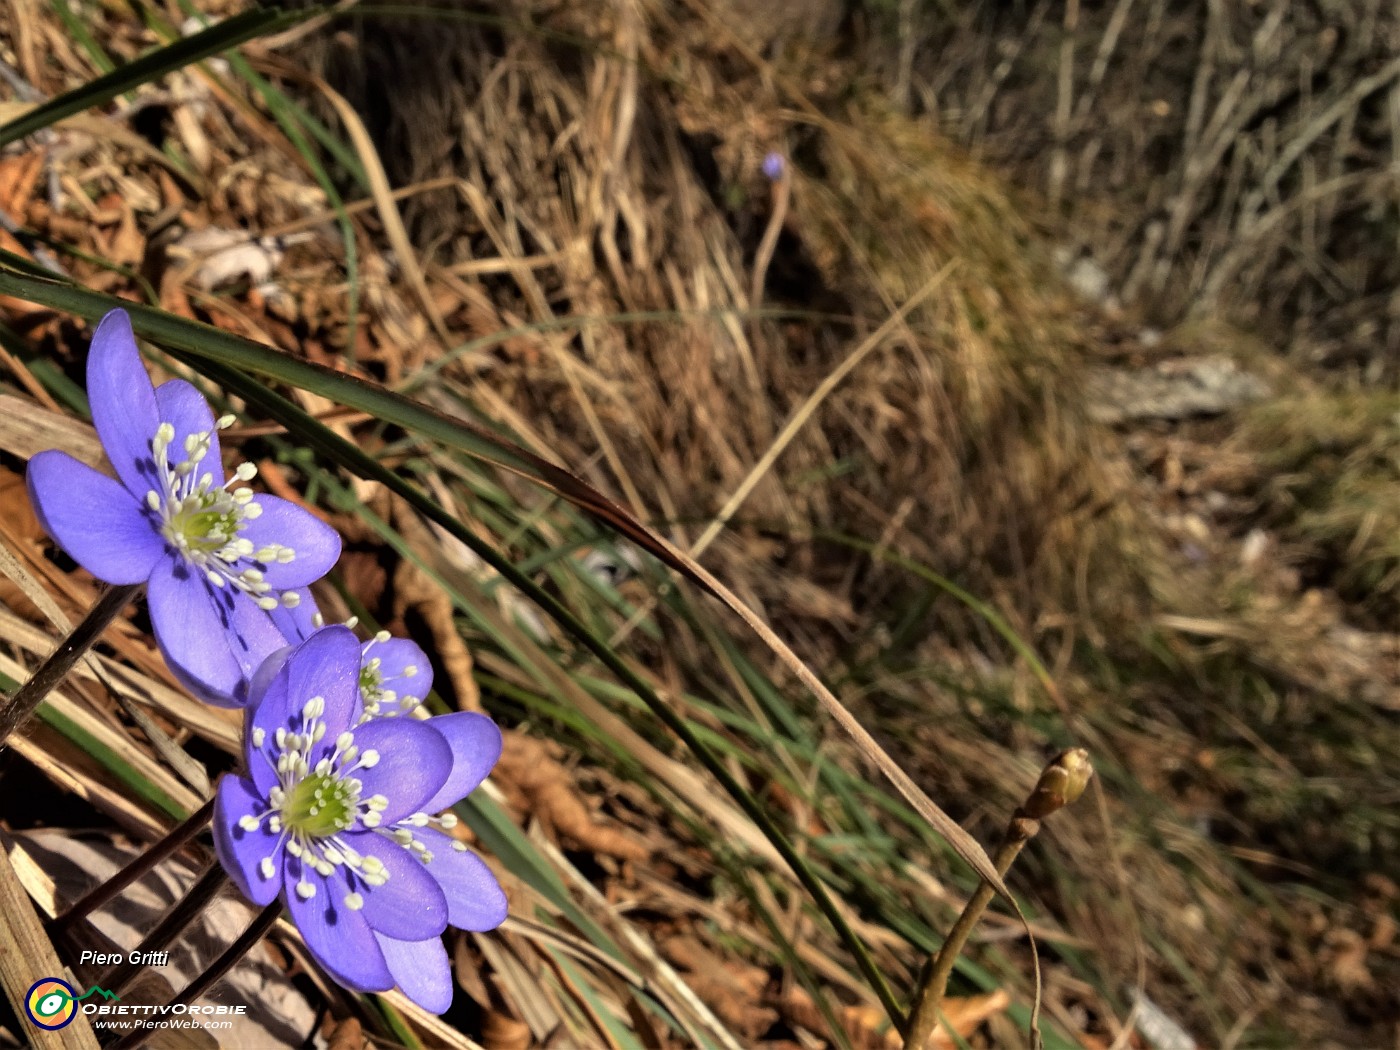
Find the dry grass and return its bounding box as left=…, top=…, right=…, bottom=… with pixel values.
left=0, top=0, right=1396, bottom=1047
left=887, top=0, right=1400, bottom=378
left=287, top=2, right=1400, bottom=1044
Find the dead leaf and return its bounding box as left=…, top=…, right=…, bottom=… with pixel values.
left=0, top=151, right=45, bottom=218
left=495, top=732, right=650, bottom=862
left=323, top=1015, right=370, bottom=1050
left=661, top=934, right=776, bottom=1040
left=165, top=225, right=283, bottom=291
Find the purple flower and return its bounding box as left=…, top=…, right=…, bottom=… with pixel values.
left=762, top=151, right=786, bottom=180
left=26, top=309, right=341, bottom=706
left=271, top=590, right=434, bottom=718
left=214, top=626, right=507, bottom=1011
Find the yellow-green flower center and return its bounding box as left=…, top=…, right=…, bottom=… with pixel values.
left=166, top=500, right=242, bottom=555
left=280, top=769, right=359, bottom=839
left=146, top=419, right=300, bottom=612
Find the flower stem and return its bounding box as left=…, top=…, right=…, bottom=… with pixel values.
left=52, top=797, right=214, bottom=937
left=904, top=819, right=1033, bottom=1048
left=99, top=864, right=227, bottom=996
left=0, top=582, right=140, bottom=749
left=903, top=749, right=1093, bottom=1050
left=105, top=903, right=280, bottom=1050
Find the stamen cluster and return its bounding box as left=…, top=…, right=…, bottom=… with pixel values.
left=148, top=418, right=300, bottom=611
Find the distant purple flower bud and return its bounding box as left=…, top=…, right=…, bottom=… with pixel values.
left=26, top=309, right=342, bottom=706
left=213, top=627, right=507, bottom=1011
left=762, top=151, right=786, bottom=180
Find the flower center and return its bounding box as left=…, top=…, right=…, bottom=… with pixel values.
left=145, top=418, right=299, bottom=612
left=355, top=632, right=422, bottom=720
left=240, top=696, right=391, bottom=905
left=280, top=769, right=358, bottom=838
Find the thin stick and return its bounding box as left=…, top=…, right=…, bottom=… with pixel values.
left=904, top=750, right=1093, bottom=1050
left=0, top=583, right=140, bottom=749
left=98, top=865, right=226, bottom=996
left=53, top=797, right=214, bottom=935
left=106, top=904, right=280, bottom=1050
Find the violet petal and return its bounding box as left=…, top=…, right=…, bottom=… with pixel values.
left=239, top=495, right=341, bottom=589
left=415, top=828, right=508, bottom=932
left=268, top=587, right=320, bottom=646
left=349, top=832, right=448, bottom=940
left=284, top=857, right=392, bottom=993
left=86, top=309, right=161, bottom=495
left=246, top=626, right=361, bottom=794
left=212, top=774, right=281, bottom=906
left=26, top=451, right=163, bottom=584
left=148, top=552, right=286, bottom=708
left=351, top=719, right=451, bottom=826
left=375, top=933, right=453, bottom=1014
left=365, top=636, right=433, bottom=712
left=420, top=712, right=502, bottom=813
left=152, top=378, right=223, bottom=484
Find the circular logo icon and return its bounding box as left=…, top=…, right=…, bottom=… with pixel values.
left=25, top=978, right=77, bottom=1030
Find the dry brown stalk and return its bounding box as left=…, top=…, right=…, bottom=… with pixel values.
left=905, top=749, right=1093, bottom=1050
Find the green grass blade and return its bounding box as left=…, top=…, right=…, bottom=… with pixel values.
left=0, top=7, right=307, bottom=147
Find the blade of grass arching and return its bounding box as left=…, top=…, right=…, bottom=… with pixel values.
left=0, top=7, right=309, bottom=147
left=0, top=278, right=1014, bottom=916
left=189, top=358, right=905, bottom=1028
left=307, top=454, right=792, bottom=870
left=320, top=455, right=874, bottom=1037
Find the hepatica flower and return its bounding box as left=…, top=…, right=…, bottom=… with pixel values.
left=272, top=591, right=433, bottom=719
left=215, top=626, right=507, bottom=1011
left=26, top=309, right=341, bottom=706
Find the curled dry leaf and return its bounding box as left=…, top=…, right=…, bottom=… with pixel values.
left=495, top=732, right=649, bottom=862
left=661, top=934, right=777, bottom=1040
left=164, top=225, right=285, bottom=292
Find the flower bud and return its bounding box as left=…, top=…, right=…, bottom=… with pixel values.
left=1019, top=747, right=1093, bottom=820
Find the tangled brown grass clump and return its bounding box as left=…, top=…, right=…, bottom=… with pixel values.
left=299, top=0, right=1167, bottom=644
left=278, top=1, right=1399, bottom=1043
